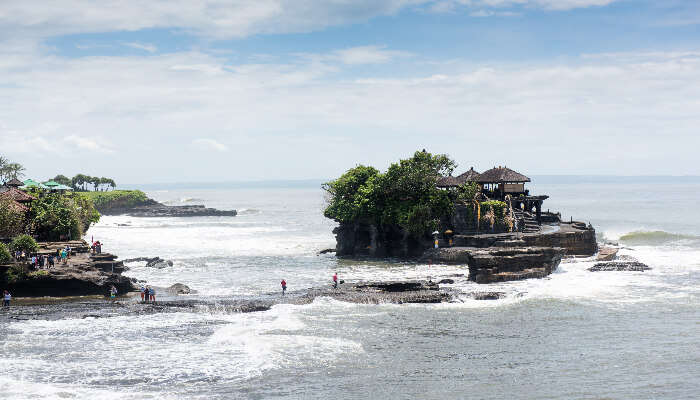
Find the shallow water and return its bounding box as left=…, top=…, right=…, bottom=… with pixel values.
left=1, top=183, right=699, bottom=399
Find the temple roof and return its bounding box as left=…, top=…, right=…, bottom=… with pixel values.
left=5, top=178, right=24, bottom=187
left=0, top=187, right=35, bottom=202
left=476, top=166, right=530, bottom=183
left=437, top=167, right=480, bottom=187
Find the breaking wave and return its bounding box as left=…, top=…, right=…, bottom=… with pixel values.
left=618, top=230, right=700, bottom=246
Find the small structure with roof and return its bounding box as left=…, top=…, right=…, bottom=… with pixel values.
left=476, top=166, right=531, bottom=197
left=437, top=167, right=480, bottom=188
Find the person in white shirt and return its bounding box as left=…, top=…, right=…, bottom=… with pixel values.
left=2, top=290, right=11, bottom=307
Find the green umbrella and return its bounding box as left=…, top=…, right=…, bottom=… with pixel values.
left=55, top=184, right=73, bottom=190
left=43, top=180, right=60, bottom=187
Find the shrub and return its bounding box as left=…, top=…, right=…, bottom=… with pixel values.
left=28, top=270, right=49, bottom=279
left=29, top=193, right=99, bottom=241
left=0, top=196, right=26, bottom=238
left=6, top=263, right=27, bottom=283
left=10, top=234, right=38, bottom=254
left=0, top=242, right=12, bottom=264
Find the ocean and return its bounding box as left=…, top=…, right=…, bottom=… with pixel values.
left=1, top=179, right=698, bottom=399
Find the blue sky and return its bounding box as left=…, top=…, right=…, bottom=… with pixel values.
left=1, top=0, right=700, bottom=183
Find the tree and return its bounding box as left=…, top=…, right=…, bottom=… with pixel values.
left=28, top=193, right=100, bottom=241
left=0, top=156, right=25, bottom=184
left=53, top=175, right=72, bottom=186
left=10, top=234, right=39, bottom=254
left=324, top=150, right=458, bottom=238
left=0, top=197, right=26, bottom=238
left=0, top=242, right=12, bottom=264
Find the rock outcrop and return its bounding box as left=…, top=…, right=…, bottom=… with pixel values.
left=588, top=261, right=651, bottom=272
left=123, top=256, right=173, bottom=268
left=105, top=204, right=237, bottom=217
left=422, top=246, right=564, bottom=283
left=1, top=241, right=137, bottom=297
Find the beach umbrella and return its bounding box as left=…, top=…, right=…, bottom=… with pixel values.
left=55, top=184, right=73, bottom=190
left=43, top=180, right=60, bottom=187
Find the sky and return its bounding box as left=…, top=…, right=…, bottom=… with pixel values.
left=1, top=0, right=699, bottom=183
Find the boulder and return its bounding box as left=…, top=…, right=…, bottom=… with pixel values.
left=167, top=283, right=195, bottom=294
left=588, top=261, right=651, bottom=272
left=438, top=278, right=455, bottom=284
left=472, top=292, right=505, bottom=300
left=596, top=246, right=619, bottom=261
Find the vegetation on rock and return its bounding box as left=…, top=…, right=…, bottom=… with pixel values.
left=324, top=151, right=459, bottom=238
left=82, top=190, right=151, bottom=212
left=29, top=194, right=100, bottom=241
left=0, top=242, right=12, bottom=264
left=10, top=234, right=39, bottom=254
left=0, top=196, right=26, bottom=238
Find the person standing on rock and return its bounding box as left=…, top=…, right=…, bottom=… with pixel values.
left=2, top=290, right=10, bottom=307
left=333, top=272, right=338, bottom=289
left=110, top=285, right=117, bottom=299
left=48, top=254, right=54, bottom=269
left=149, top=286, right=156, bottom=302
left=281, top=279, right=287, bottom=296
left=140, top=285, right=146, bottom=302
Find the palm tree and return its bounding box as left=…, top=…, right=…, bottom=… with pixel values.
left=6, top=163, right=25, bottom=180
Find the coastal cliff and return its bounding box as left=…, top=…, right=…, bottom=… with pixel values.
left=0, top=240, right=137, bottom=297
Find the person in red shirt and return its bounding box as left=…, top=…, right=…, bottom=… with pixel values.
left=333, top=272, right=338, bottom=289
left=281, top=279, right=287, bottom=296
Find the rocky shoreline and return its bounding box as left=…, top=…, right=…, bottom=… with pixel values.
left=0, top=241, right=137, bottom=297
left=100, top=203, right=237, bottom=217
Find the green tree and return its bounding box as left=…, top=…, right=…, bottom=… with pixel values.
left=28, top=193, right=100, bottom=240
left=10, top=234, right=39, bottom=254
left=0, top=156, right=25, bottom=183
left=324, top=150, right=458, bottom=238
left=0, top=196, right=26, bottom=238
left=53, top=175, right=72, bottom=186
left=0, top=242, right=12, bottom=264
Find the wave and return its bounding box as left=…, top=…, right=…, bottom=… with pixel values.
left=618, top=230, right=700, bottom=246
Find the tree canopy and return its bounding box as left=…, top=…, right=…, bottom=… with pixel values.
left=323, top=150, right=461, bottom=237
left=0, top=155, right=25, bottom=184
left=28, top=193, right=100, bottom=241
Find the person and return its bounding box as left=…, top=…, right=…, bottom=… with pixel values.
left=333, top=272, right=338, bottom=289
left=2, top=290, right=10, bottom=307
left=61, top=249, right=67, bottom=264
left=110, top=285, right=117, bottom=299
left=140, top=285, right=146, bottom=302
left=96, top=242, right=102, bottom=254
left=281, top=279, right=287, bottom=296
left=148, top=286, right=156, bottom=302
left=65, top=245, right=71, bottom=259
left=48, top=254, right=54, bottom=269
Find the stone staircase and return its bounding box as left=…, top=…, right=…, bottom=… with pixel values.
left=514, top=209, right=540, bottom=233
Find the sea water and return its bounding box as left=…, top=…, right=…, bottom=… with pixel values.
left=1, top=180, right=698, bottom=399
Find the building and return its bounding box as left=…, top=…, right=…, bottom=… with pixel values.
left=436, top=167, right=480, bottom=188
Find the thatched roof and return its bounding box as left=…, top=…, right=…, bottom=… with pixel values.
left=437, top=167, right=480, bottom=188
left=476, top=166, right=530, bottom=183
left=6, top=178, right=24, bottom=187
left=0, top=187, right=35, bottom=202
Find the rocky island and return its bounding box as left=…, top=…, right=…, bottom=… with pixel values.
left=323, top=151, right=598, bottom=284
left=85, top=190, right=237, bottom=217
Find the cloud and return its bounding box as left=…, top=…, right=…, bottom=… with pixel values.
left=1, top=46, right=699, bottom=180
left=331, top=46, right=411, bottom=65
left=0, top=0, right=621, bottom=41
left=64, top=135, right=114, bottom=153
left=431, top=0, right=618, bottom=13
left=0, top=0, right=424, bottom=40
left=192, top=138, right=229, bottom=152
left=124, top=42, right=158, bottom=53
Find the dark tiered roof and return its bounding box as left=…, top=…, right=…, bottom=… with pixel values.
left=6, top=178, right=24, bottom=187
left=476, top=166, right=530, bottom=183
left=437, top=167, right=480, bottom=188
left=0, top=187, right=35, bottom=202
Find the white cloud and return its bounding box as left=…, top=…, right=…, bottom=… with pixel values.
left=1, top=46, right=699, bottom=180
left=124, top=42, right=158, bottom=53
left=0, top=0, right=620, bottom=41
left=432, top=0, right=617, bottom=13
left=325, top=46, right=411, bottom=65
left=192, top=138, right=229, bottom=152
left=64, top=135, right=114, bottom=153
left=0, top=0, right=424, bottom=40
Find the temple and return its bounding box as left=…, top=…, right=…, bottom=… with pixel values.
left=438, top=165, right=551, bottom=228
